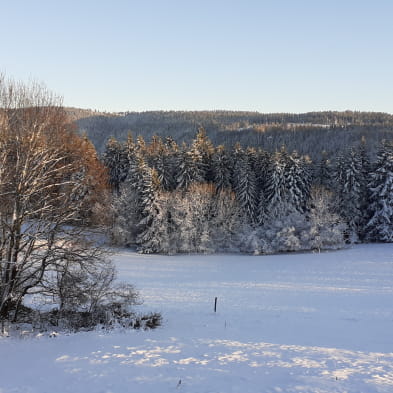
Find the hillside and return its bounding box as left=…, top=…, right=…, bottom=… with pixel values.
left=64, top=107, right=111, bottom=122
left=71, top=110, right=393, bottom=159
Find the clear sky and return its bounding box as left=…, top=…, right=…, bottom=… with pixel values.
left=1, top=0, right=392, bottom=113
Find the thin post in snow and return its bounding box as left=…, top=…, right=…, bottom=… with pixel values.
left=214, top=297, right=218, bottom=312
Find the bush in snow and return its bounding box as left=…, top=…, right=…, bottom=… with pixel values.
left=257, top=209, right=307, bottom=254
left=241, top=188, right=346, bottom=255
left=6, top=255, right=161, bottom=333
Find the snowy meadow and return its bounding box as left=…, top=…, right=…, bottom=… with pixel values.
left=1, top=244, right=393, bottom=393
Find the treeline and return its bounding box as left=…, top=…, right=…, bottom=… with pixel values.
left=103, top=129, right=393, bottom=254
left=77, top=110, right=393, bottom=160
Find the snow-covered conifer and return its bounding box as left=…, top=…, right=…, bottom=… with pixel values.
left=212, top=145, right=232, bottom=191
left=284, top=151, right=312, bottom=214
left=102, top=137, right=128, bottom=194
left=137, top=191, right=173, bottom=254
left=136, top=135, right=146, bottom=153
left=366, top=141, right=393, bottom=242
left=333, top=148, right=365, bottom=242
left=259, top=151, right=286, bottom=222
left=261, top=149, right=311, bottom=224
left=254, top=149, right=271, bottom=194
left=357, top=137, right=371, bottom=239
left=313, top=150, right=332, bottom=189
left=135, top=162, right=166, bottom=252
left=191, top=127, right=215, bottom=182
left=111, top=182, right=140, bottom=246
left=152, top=143, right=176, bottom=191
left=176, top=143, right=205, bottom=190
left=232, top=146, right=258, bottom=223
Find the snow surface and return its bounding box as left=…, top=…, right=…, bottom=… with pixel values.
left=1, top=244, right=393, bottom=392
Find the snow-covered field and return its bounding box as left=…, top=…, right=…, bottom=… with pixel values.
left=1, top=244, right=393, bottom=393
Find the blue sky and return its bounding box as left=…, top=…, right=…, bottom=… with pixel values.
left=1, top=0, right=392, bottom=113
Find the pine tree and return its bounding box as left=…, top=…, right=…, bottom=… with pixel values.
left=137, top=191, right=173, bottom=254
left=333, top=148, right=364, bottom=241
left=212, top=145, right=232, bottom=191
left=124, top=133, right=138, bottom=185
left=152, top=143, right=176, bottom=191
left=176, top=143, right=205, bottom=190
left=191, top=127, right=215, bottom=182
left=232, top=147, right=258, bottom=223
left=136, top=135, right=146, bottom=154
left=366, top=141, right=393, bottom=242
left=284, top=151, right=312, bottom=214
left=126, top=149, right=143, bottom=194
left=135, top=161, right=166, bottom=253
left=111, top=155, right=149, bottom=247
left=259, top=151, right=286, bottom=223
left=148, top=135, right=165, bottom=156
left=111, top=182, right=140, bottom=246
left=125, top=133, right=137, bottom=161
left=254, top=149, right=271, bottom=195
left=246, top=147, right=258, bottom=175
left=259, top=148, right=311, bottom=224
left=102, top=137, right=128, bottom=194
left=313, top=150, right=332, bottom=189
left=164, top=136, right=180, bottom=191
left=357, top=136, right=371, bottom=239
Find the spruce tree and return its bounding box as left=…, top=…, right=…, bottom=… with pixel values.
left=136, top=161, right=168, bottom=253
left=102, top=137, right=128, bottom=194
left=334, top=148, right=364, bottom=241
left=357, top=137, right=371, bottom=239
left=191, top=127, right=214, bottom=182
left=284, top=151, right=312, bottom=214
left=259, top=151, right=286, bottom=223
left=313, top=150, right=332, bottom=189
left=232, top=147, right=258, bottom=223
left=212, top=145, right=232, bottom=191
left=366, top=141, right=393, bottom=242
left=152, top=143, right=176, bottom=191
left=164, top=136, right=180, bottom=191
left=254, top=149, right=271, bottom=195
left=176, top=143, right=205, bottom=190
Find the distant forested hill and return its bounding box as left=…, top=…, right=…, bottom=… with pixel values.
left=73, top=110, right=393, bottom=159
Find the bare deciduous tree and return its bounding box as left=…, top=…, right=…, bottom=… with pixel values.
left=0, top=74, right=111, bottom=324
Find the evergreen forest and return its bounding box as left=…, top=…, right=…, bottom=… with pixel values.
left=102, top=127, right=393, bottom=254
left=77, top=110, right=393, bottom=160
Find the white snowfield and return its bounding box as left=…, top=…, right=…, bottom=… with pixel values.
left=1, top=244, right=393, bottom=393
